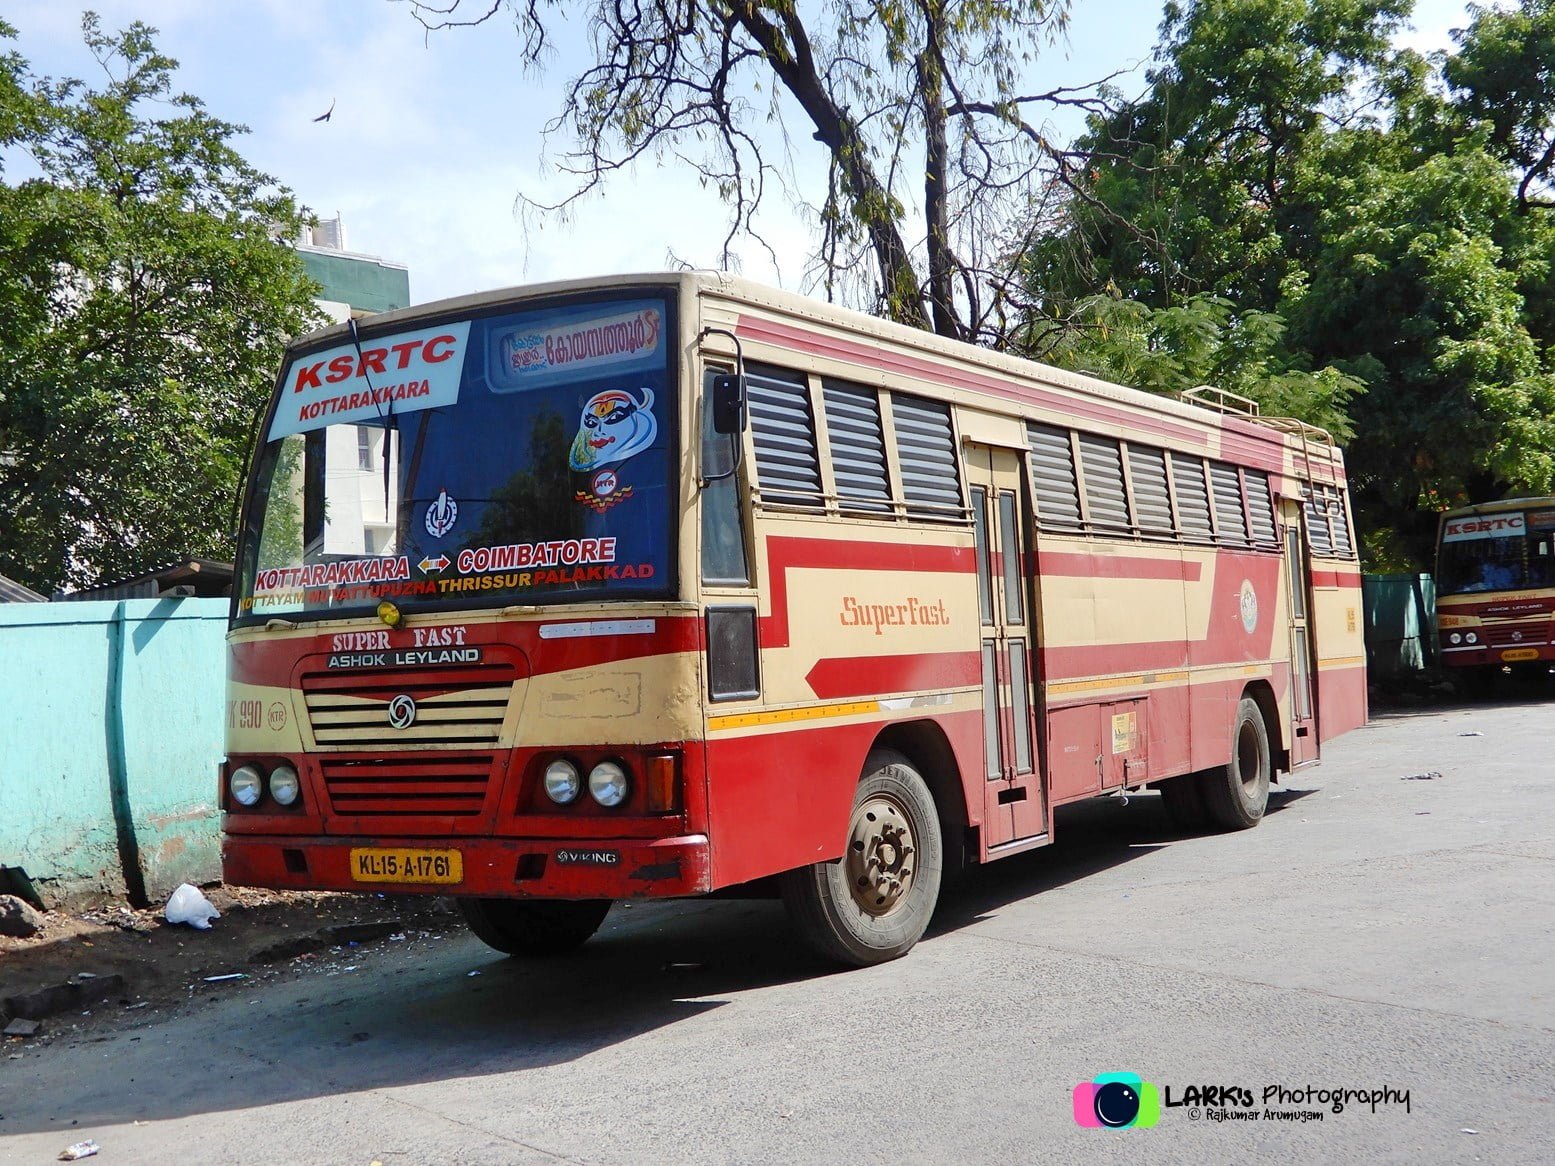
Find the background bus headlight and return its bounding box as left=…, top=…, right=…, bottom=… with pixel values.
left=544, top=759, right=582, bottom=804
left=589, top=761, right=630, bottom=807
left=1466, top=632, right=1479, bottom=644
left=269, top=764, right=301, bottom=806
left=1450, top=633, right=1462, bottom=645
left=229, top=764, right=263, bottom=807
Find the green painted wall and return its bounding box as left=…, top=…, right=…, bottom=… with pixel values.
left=299, top=249, right=411, bottom=314
left=0, top=598, right=228, bottom=906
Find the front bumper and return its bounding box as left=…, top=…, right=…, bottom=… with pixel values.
left=223, top=833, right=712, bottom=899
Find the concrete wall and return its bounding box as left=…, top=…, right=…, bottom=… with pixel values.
left=0, top=598, right=227, bottom=907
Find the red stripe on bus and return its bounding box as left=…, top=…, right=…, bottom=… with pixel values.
left=1037, top=551, right=1203, bottom=582
left=761, top=535, right=975, bottom=650
left=804, top=650, right=982, bottom=699
left=1311, top=570, right=1363, bottom=588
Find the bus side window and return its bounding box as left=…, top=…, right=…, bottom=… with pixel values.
left=701, top=371, right=751, bottom=586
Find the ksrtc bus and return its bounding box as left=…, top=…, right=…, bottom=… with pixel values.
left=1435, top=498, right=1555, bottom=688
left=223, top=273, right=1367, bottom=965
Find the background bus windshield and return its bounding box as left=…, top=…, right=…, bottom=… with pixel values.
left=1437, top=509, right=1555, bottom=594
left=235, top=296, right=673, bottom=623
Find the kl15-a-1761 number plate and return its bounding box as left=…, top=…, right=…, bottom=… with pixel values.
left=348, top=848, right=463, bottom=884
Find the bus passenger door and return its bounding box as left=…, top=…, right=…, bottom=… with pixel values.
left=1283, top=499, right=1319, bottom=766
left=967, top=445, right=1047, bottom=848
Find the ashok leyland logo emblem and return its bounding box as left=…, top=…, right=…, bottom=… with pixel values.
left=387, top=694, right=417, bottom=729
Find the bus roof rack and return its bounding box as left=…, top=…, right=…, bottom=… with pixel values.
left=1181, top=384, right=1260, bottom=416
left=1180, top=385, right=1335, bottom=450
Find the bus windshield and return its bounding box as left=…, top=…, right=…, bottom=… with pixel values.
left=1436, top=508, right=1555, bottom=594
left=234, top=295, right=674, bottom=624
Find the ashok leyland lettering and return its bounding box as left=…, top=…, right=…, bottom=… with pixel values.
left=223, top=273, right=1366, bottom=966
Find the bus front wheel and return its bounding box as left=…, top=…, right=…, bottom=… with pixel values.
left=457, top=897, right=612, bottom=956
left=780, top=750, right=944, bottom=967
left=1200, top=696, right=1271, bottom=831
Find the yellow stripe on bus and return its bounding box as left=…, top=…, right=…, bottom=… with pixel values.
left=1046, top=671, right=1189, bottom=695
left=707, top=700, right=882, bottom=732
left=1318, top=656, right=1366, bottom=669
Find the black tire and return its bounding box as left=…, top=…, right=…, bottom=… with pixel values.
left=780, top=749, right=943, bottom=967
left=1199, top=695, right=1272, bottom=831
left=457, top=898, right=612, bottom=956
left=1158, top=773, right=1211, bottom=833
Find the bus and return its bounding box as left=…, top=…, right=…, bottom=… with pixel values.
left=223, top=272, right=1366, bottom=966
left=1434, top=498, right=1555, bottom=689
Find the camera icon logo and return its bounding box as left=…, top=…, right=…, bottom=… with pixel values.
left=1072, top=1072, right=1161, bottom=1129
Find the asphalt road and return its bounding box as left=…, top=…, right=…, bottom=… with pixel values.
left=3, top=698, right=1552, bottom=1165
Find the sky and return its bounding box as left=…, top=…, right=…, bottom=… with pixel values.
left=5, top=0, right=1476, bottom=307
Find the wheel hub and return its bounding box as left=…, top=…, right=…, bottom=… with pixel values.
left=845, top=795, right=918, bottom=916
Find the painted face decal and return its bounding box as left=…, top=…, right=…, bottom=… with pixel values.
left=568, top=386, right=657, bottom=473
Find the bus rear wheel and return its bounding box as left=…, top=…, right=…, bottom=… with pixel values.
left=1199, top=696, right=1271, bottom=831
left=457, top=898, right=612, bottom=956
left=780, top=750, right=943, bottom=967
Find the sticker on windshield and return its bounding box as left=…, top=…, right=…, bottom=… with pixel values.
left=269, top=321, right=471, bottom=440
left=569, top=387, right=657, bottom=512
left=424, top=489, right=459, bottom=538
left=496, top=306, right=661, bottom=389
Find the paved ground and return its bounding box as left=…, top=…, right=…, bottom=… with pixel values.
left=2, top=698, right=1552, bottom=1165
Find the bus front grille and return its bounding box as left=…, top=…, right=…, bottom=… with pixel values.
left=320, top=754, right=494, bottom=817
left=301, top=664, right=515, bottom=749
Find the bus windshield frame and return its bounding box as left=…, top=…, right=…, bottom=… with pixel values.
left=231, top=289, right=679, bottom=628
left=1436, top=507, right=1555, bottom=595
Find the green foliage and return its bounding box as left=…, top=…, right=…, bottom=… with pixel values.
left=0, top=16, right=321, bottom=594
left=1028, top=0, right=1555, bottom=569
left=1039, top=293, right=1361, bottom=439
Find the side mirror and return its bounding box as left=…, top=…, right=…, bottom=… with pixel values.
left=712, top=373, right=747, bottom=435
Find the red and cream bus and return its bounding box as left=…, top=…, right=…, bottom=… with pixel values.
left=223, top=273, right=1366, bottom=965
left=1434, top=498, right=1555, bottom=688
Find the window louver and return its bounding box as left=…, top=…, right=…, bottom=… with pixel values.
left=1244, top=471, right=1277, bottom=545
left=1028, top=424, right=1081, bottom=527
left=1171, top=454, right=1213, bottom=537
left=1304, top=492, right=1334, bottom=555
left=747, top=365, right=823, bottom=509
left=1307, top=483, right=1352, bottom=556
left=822, top=380, right=891, bottom=514
left=891, top=394, right=961, bottom=520
left=1127, top=445, right=1174, bottom=534
left=1210, top=461, right=1248, bottom=544
left=1079, top=434, right=1130, bottom=529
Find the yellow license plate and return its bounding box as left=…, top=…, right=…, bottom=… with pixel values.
left=349, top=847, right=463, bottom=885
left=1501, top=648, right=1540, bottom=662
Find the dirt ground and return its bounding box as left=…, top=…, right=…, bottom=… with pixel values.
left=1, top=886, right=460, bottom=1050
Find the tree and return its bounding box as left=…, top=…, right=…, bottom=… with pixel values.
left=1026, top=0, right=1555, bottom=569
left=1444, top=0, right=1555, bottom=213
left=411, top=0, right=1112, bottom=343
left=0, top=16, right=322, bottom=594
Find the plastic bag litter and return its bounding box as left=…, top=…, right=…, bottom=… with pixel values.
left=59, top=1140, right=100, bottom=1161
left=165, top=883, right=220, bottom=929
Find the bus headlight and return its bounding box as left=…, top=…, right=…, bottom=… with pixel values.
left=229, top=764, right=264, bottom=808
left=269, top=764, right=301, bottom=806
left=1450, top=633, right=1462, bottom=645
left=1465, top=632, right=1479, bottom=644
left=589, top=761, right=630, bottom=807
left=543, top=759, right=582, bottom=805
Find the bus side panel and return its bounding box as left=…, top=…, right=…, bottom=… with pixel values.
left=701, top=709, right=982, bottom=889
left=1311, top=561, right=1368, bottom=741
left=1180, top=548, right=1286, bottom=771
left=1035, top=538, right=1193, bottom=781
